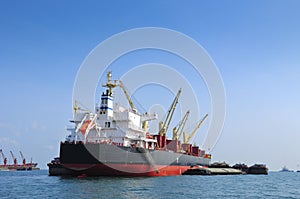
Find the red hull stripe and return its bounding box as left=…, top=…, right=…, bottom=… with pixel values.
left=62, top=163, right=191, bottom=177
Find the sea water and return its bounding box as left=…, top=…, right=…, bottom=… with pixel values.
left=0, top=170, right=299, bottom=199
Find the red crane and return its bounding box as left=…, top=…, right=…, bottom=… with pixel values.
left=19, top=151, right=26, bottom=165
left=0, top=149, right=7, bottom=165
left=10, top=151, right=17, bottom=165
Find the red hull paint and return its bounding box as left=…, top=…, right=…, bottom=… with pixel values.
left=62, top=163, right=191, bottom=177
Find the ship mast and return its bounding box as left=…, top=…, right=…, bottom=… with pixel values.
left=102, top=71, right=117, bottom=96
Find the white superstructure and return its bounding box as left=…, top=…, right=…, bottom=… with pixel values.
left=66, top=71, right=158, bottom=149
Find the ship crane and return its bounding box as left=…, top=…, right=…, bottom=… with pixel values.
left=159, top=88, right=182, bottom=136
left=0, top=149, right=7, bottom=165
left=19, top=151, right=26, bottom=165
left=172, top=110, right=190, bottom=140
left=119, top=80, right=157, bottom=125
left=10, top=151, right=17, bottom=165
left=73, top=100, right=92, bottom=115
left=118, top=80, right=137, bottom=113
left=73, top=100, right=80, bottom=114
left=183, top=114, right=208, bottom=143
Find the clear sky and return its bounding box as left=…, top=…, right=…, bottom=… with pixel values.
left=0, top=0, right=300, bottom=170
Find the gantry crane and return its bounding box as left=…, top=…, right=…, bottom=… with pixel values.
left=118, top=80, right=137, bottom=113
left=183, top=114, right=208, bottom=143
left=172, top=110, right=190, bottom=140
left=19, top=151, right=26, bottom=165
left=10, top=151, right=17, bottom=165
left=0, top=149, right=7, bottom=165
left=159, top=88, right=182, bottom=136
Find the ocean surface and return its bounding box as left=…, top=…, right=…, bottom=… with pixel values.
left=0, top=170, right=299, bottom=199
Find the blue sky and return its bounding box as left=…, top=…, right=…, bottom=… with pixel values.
left=0, top=0, right=300, bottom=170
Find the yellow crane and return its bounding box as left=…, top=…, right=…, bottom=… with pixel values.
left=159, top=88, right=182, bottom=136
left=183, top=113, right=208, bottom=143
left=73, top=100, right=80, bottom=114
left=118, top=78, right=157, bottom=131
left=172, top=110, right=190, bottom=140
left=118, top=80, right=137, bottom=113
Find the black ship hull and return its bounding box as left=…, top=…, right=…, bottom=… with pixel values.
left=48, top=142, right=210, bottom=177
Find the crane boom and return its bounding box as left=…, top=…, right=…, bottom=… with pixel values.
left=176, top=110, right=190, bottom=140
left=10, top=151, right=17, bottom=165
left=0, top=149, right=5, bottom=160
left=0, top=149, right=7, bottom=165
left=119, top=80, right=137, bottom=113
left=159, top=88, right=182, bottom=136
left=184, top=114, right=208, bottom=143
left=19, top=151, right=26, bottom=165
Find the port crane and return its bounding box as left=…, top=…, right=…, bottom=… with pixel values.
left=10, top=151, right=17, bottom=165
left=183, top=114, right=208, bottom=143
left=0, top=149, right=7, bottom=165
left=19, top=151, right=26, bottom=165
left=159, top=88, right=182, bottom=136
left=172, top=110, right=190, bottom=140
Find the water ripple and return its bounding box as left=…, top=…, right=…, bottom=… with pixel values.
left=0, top=171, right=300, bottom=199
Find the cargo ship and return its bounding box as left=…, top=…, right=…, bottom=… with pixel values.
left=48, top=71, right=211, bottom=177
left=0, top=149, right=39, bottom=171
